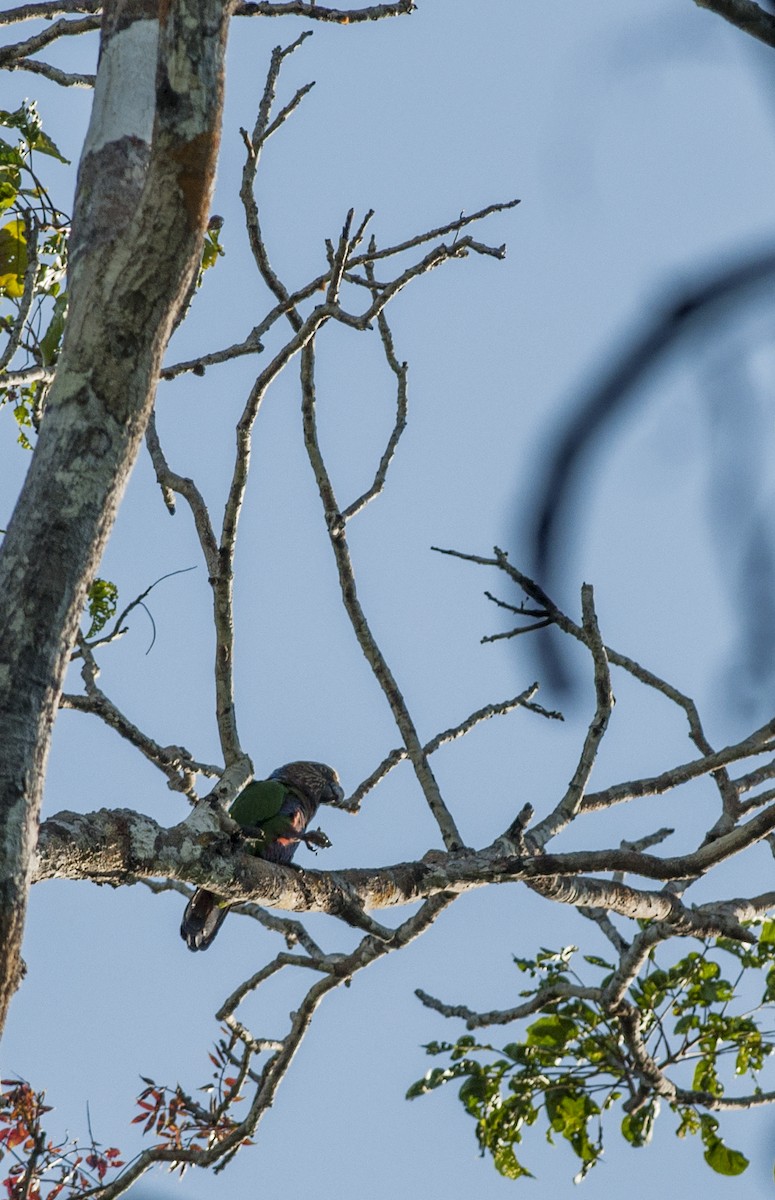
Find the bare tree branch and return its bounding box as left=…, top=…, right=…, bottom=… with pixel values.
left=0, top=14, right=98, bottom=68
left=415, top=981, right=601, bottom=1029
left=0, top=0, right=99, bottom=27
left=301, top=338, right=464, bottom=851
left=531, top=584, right=613, bottom=845
left=345, top=685, right=559, bottom=810
left=235, top=0, right=414, bottom=20
left=4, top=56, right=94, bottom=85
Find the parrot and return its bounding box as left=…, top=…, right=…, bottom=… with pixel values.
left=180, top=760, right=343, bottom=952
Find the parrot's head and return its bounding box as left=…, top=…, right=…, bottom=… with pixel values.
left=270, top=760, right=344, bottom=807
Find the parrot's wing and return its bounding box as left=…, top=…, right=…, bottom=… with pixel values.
left=230, top=778, right=286, bottom=829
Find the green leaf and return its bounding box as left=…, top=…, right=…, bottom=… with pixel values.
left=0, top=146, right=21, bottom=213
left=583, top=955, right=614, bottom=970
left=675, top=1106, right=700, bottom=1139
left=85, top=578, right=118, bottom=637
left=692, top=1056, right=722, bottom=1097
left=39, top=293, right=67, bottom=367
left=621, top=1099, right=659, bottom=1148
left=421, top=1041, right=452, bottom=1057
left=458, top=1072, right=487, bottom=1114
left=406, top=1065, right=462, bottom=1098
left=493, top=1144, right=533, bottom=1180
left=759, top=919, right=775, bottom=945
left=703, top=1140, right=749, bottom=1176
left=525, top=1015, right=577, bottom=1050
left=197, top=218, right=224, bottom=289
left=0, top=217, right=27, bottom=298
left=201, top=225, right=224, bottom=273
left=674, top=1014, right=700, bottom=1034
left=0, top=102, right=68, bottom=163
left=30, top=127, right=69, bottom=164
left=0, top=180, right=17, bottom=212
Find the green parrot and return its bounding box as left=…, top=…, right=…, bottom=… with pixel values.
left=180, top=760, right=343, bottom=951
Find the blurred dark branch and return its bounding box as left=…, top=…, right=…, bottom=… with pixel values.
left=528, top=246, right=775, bottom=689
left=694, top=0, right=775, bottom=46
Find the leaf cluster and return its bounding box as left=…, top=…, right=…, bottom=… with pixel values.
left=0, top=1079, right=124, bottom=1200
left=132, top=1038, right=252, bottom=1174
left=408, top=927, right=775, bottom=1183
left=85, top=578, right=119, bottom=638
left=0, top=102, right=69, bottom=448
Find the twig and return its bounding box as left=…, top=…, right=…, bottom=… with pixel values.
left=344, top=685, right=562, bottom=812
left=61, top=644, right=219, bottom=796
left=435, top=547, right=747, bottom=824
left=160, top=328, right=265, bottom=380
left=340, top=250, right=408, bottom=521
left=73, top=566, right=198, bottom=656
left=144, top=411, right=245, bottom=763
left=532, top=584, right=613, bottom=846
left=301, top=339, right=463, bottom=850
left=347, top=198, right=520, bottom=268
left=415, top=982, right=601, bottom=1029
left=6, top=58, right=94, bottom=86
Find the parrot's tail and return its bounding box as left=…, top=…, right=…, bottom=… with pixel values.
left=180, top=888, right=229, bottom=951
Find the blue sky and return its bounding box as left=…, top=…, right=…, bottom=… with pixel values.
left=2, top=1, right=775, bottom=1197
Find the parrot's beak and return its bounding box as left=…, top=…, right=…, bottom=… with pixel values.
left=326, top=779, right=345, bottom=805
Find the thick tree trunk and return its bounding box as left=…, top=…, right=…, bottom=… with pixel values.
left=0, top=0, right=232, bottom=1037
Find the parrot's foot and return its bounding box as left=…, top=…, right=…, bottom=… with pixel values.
left=301, top=827, right=332, bottom=852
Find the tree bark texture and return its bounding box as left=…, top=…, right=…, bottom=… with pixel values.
left=0, top=0, right=233, bottom=1037
left=34, top=804, right=775, bottom=942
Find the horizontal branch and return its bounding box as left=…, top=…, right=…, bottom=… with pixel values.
left=0, top=13, right=98, bottom=68
left=0, top=0, right=99, bottom=26
left=34, top=806, right=775, bottom=932
left=235, top=0, right=414, bottom=20
left=0, top=0, right=410, bottom=25
left=5, top=56, right=94, bottom=86
left=160, top=326, right=265, bottom=380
